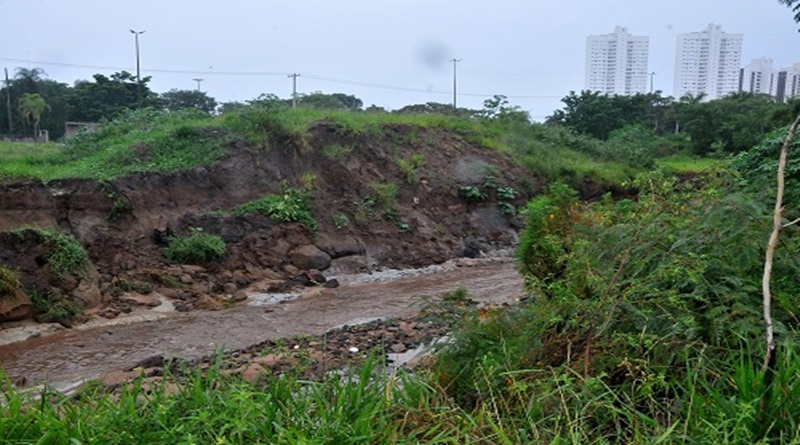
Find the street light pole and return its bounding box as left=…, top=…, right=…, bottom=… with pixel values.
left=130, top=29, right=146, bottom=106
left=450, top=58, right=461, bottom=110
left=193, top=78, right=204, bottom=92
left=649, top=72, right=657, bottom=93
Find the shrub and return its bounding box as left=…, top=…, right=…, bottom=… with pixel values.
left=460, top=185, right=486, bottom=204
left=29, top=289, right=82, bottom=323
left=396, top=153, right=425, bottom=184
left=13, top=228, right=91, bottom=279
left=163, top=228, right=226, bottom=265
left=237, top=187, right=317, bottom=231
left=369, top=182, right=398, bottom=220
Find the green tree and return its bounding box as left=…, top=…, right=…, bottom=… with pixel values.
left=66, top=71, right=158, bottom=122
left=479, top=94, right=530, bottom=123
left=547, top=91, right=676, bottom=140
left=296, top=92, right=363, bottom=111
left=161, top=89, right=218, bottom=114
left=17, top=93, right=49, bottom=137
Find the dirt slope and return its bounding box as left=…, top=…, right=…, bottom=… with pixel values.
left=0, top=121, right=537, bottom=325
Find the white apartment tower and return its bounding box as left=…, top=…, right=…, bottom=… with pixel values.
left=674, top=24, right=743, bottom=100
left=585, top=26, right=649, bottom=96
left=739, top=57, right=777, bottom=96
left=776, top=63, right=800, bottom=102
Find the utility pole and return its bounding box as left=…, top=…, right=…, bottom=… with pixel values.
left=192, top=78, right=204, bottom=92
left=4, top=68, right=11, bottom=133
left=649, top=72, right=657, bottom=93
left=288, top=73, right=300, bottom=108
left=450, top=58, right=461, bottom=110
left=130, top=29, right=146, bottom=106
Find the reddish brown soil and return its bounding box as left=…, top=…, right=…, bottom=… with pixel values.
left=0, top=122, right=538, bottom=326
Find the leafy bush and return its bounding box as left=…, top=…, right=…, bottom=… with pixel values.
left=237, top=187, right=317, bottom=231
left=460, top=185, right=486, bottom=204
left=369, top=182, right=398, bottom=220
left=332, top=213, right=350, bottom=229
left=163, top=228, right=226, bottom=265
left=396, top=153, right=425, bottom=184
left=13, top=228, right=91, bottom=278
left=28, top=289, right=82, bottom=323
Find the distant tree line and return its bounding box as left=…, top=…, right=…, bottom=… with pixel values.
left=547, top=90, right=800, bottom=155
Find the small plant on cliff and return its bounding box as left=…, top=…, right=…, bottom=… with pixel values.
left=0, top=264, right=21, bottom=298
left=163, top=228, right=227, bottom=266
left=28, top=289, right=82, bottom=323
left=460, top=185, right=486, bottom=204
left=13, top=228, right=91, bottom=279
left=396, top=153, right=425, bottom=184
left=369, top=181, right=398, bottom=220
left=237, top=186, right=317, bottom=231
left=332, top=213, right=350, bottom=229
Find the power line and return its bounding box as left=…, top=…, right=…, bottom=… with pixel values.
left=0, top=55, right=562, bottom=100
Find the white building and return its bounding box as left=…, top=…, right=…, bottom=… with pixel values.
left=585, top=26, right=649, bottom=96
left=674, top=24, right=743, bottom=100
left=739, top=57, right=777, bottom=96
left=776, top=63, right=800, bottom=102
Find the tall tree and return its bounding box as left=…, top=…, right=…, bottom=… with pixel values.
left=66, top=71, right=157, bottom=122
left=17, top=93, right=49, bottom=137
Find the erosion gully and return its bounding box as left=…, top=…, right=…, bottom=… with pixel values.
left=0, top=259, right=524, bottom=391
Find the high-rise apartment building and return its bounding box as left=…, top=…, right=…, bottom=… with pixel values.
left=775, top=63, right=800, bottom=102
left=585, top=26, right=649, bottom=96
left=739, top=57, right=777, bottom=96
left=674, top=24, right=743, bottom=100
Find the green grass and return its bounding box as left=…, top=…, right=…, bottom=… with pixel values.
left=657, top=153, right=727, bottom=173
left=0, top=106, right=668, bottom=189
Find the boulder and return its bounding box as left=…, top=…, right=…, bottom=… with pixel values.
left=313, top=233, right=364, bottom=258
left=0, top=290, right=32, bottom=322
left=289, top=245, right=331, bottom=271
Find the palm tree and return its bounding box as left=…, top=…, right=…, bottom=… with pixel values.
left=14, top=67, right=45, bottom=94
left=17, top=93, right=49, bottom=137
left=780, top=0, right=800, bottom=29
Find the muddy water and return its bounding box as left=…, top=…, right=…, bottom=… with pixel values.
left=0, top=259, right=524, bottom=390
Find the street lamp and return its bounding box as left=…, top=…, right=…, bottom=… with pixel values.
left=193, top=78, right=204, bottom=92
left=130, top=29, right=145, bottom=106
left=450, top=58, right=461, bottom=110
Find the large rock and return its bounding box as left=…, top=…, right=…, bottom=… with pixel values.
left=313, top=233, right=364, bottom=258
left=0, top=290, right=33, bottom=322
left=289, top=245, right=331, bottom=271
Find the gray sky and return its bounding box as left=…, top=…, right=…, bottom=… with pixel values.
left=1, top=0, right=798, bottom=120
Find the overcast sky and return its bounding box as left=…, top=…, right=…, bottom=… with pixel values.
left=1, top=0, right=798, bottom=119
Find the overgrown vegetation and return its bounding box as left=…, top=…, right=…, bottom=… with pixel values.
left=12, top=227, right=90, bottom=278
left=0, top=264, right=21, bottom=298
left=163, top=228, right=227, bottom=266
left=236, top=186, right=317, bottom=231
left=28, top=289, right=82, bottom=323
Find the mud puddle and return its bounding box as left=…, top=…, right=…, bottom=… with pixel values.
left=0, top=258, right=524, bottom=391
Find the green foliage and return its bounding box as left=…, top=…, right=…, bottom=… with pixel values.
left=353, top=196, right=377, bottom=226
left=396, top=153, right=425, bottom=184
left=28, top=289, right=82, bottom=323
left=322, top=143, right=353, bottom=159
left=332, top=212, right=350, bottom=229
left=460, top=185, right=487, bottom=204
left=163, top=228, right=226, bottom=266
left=12, top=228, right=90, bottom=278
left=0, top=264, right=21, bottom=298
left=734, top=125, right=800, bottom=221
left=368, top=182, right=398, bottom=221
left=237, top=187, right=317, bottom=231
left=496, top=186, right=518, bottom=201
left=160, top=89, right=218, bottom=114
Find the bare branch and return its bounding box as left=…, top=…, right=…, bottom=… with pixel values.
left=763, top=112, right=800, bottom=370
